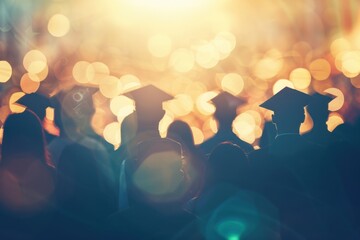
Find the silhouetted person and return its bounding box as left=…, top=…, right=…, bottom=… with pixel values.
left=256, top=87, right=312, bottom=156
left=250, top=87, right=355, bottom=239
left=116, top=85, right=189, bottom=207
left=167, top=120, right=206, bottom=199
left=199, top=91, right=254, bottom=156
left=187, top=143, right=280, bottom=239
left=302, top=92, right=335, bottom=146
left=206, top=142, right=249, bottom=188
left=16, top=92, right=58, bottom=143
left=49, top=85, right=116, bottom=211
left=191, top=143, right=250, bottom=213
left=107, top=85, right=195, bottom=239
left=54, top=143, right=112, bottom=238
left=328, top=116, right=360, bottom=235
left=0, top=110, right=55, bottom=239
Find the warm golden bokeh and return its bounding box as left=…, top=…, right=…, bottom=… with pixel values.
left=9, top=92, right=26, bottom=113
left=309, top=59, right=331, bottom=81
left=272, top=79, right=294, bottom=94
left=324, top=88, right=345, bottom=111
left=99, top=76, right=122, bottom=98
left=20, top=74, right=40, bottom=93
left=110, top=95, right=135, bottom=118
left=169, top=48, right=195, bottom=73
left=48, top=14, right=71, bottom=37
left=191, top=126, right=205, bottom=145
left=0, top=0, right=360, bottom=146
left=221, top=73, right=244, bottom=96
left=73, top=61, right=92, bottom=84
left=290, top=68, right=312, bottom=90
left=0, top=61, right=12, bottom=83
left=103, top=122, right=121, bottom=147
left=23, top=50, right=47, bottom=75
left=327, top=113, right=344, bottom=132
left=148, top=34, right=172, bottom=58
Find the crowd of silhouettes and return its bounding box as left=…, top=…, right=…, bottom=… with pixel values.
left=0, top=84, right=359, bottom=240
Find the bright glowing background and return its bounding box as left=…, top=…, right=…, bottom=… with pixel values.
left=0, top=0, right=359, bottom=146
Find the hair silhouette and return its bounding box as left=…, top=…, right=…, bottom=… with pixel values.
left=167, top=120, right=206, bottom=199
left=167, top=120, right=195, bottom=149
left=1, top=110, right=52, bottom=167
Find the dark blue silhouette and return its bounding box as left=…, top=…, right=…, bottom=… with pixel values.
left=199, top=92, right=254, bottom=155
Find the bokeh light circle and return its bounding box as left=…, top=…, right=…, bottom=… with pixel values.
left=289, top=68, right=311, bottom=89
left=272, top=79, right=294, bottom=94
left=20, top=74, right=40, bottom=93
left=309, top=58, right=331, bottom=81
left=0, top=61, right=12, bottom=83
left=48, top=14, right=70, bottom=37
left=221, top=73, right=244, bottom=95
left=324, top=88, right=344, bottom=111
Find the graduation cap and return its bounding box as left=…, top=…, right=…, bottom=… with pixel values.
left=260, top=87, right=310, bottom=113
left=124, top=84, right=173, bottom=111
left=124, top=85, right=173, bottom=125
left=308, top=92, right=335, bottom=108
left=210, top=91, right=245, bottom=110
left=16, top=92, right=51, bottom=120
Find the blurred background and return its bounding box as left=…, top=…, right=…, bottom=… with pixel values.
left=0, top=0, right=360, bottom=148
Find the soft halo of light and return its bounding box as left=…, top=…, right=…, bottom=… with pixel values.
left=212, top=31, right=236, bottom=60
left=99, top=76, right=122, bottom=98
left=195, top=42, right=220, bottom=69
left=103, top=121, right=121, bottom=147
left=309, top=58, right=331, bottom=81
left=23, top=50, right=47, bottom=74
left=0, top=61, right=12, bottom=83
left=48, top=14, right=71, bottom=37
left=191, top=126, right=204, bottom=145
left=73, top=61, right=91, bottom=84
left=20, top=74, right=40, bottom=93
left=221, top=73, right=245, bottom=95
left=110, top=95, right=135, bottom=117
left=148, top=34, right=172, bottom=58
left=272, top=79, right=294, bottom=94
left=120, top=74, right=142, bottom=92
left=324, top=88, right=345, bottom=111
left=87, top=62, right=110, bottom=85
left=327, top=113, right=344, bottom=132
left=169, top=48, right=195, bottom=73
left=196, top=91, right=218, bottom=116
left=9, top=92, right=26, bottom=113
left=289, top=68, right=311, bottom=89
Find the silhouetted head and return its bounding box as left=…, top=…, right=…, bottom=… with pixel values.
left=15, top=92, right=51, bottom=120
left=206, top=142, right=248, bottom=186
left=260, top=87, right=310, bottom=135
left=167, top=120, right=195, bottom=148
left=124, top=85, right=173, bottom=130
left=1, top=110, right=51, bottom=166
left=307, top=92, right=334, bottom=125
left=211, top=92, right=245, bottom=126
